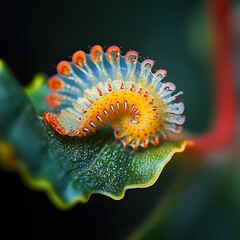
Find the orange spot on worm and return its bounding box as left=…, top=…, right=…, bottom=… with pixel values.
left=72, top=50, right=86, bottom=67
left=46, top=93, right=61, bottom=108
left=90, top=45, right=103, bottom=62
left=152, top=137, right=159, bottom=146
left=48, top=77, right=64, bottom=91
left=43, top=112, right=66, bottom=135
left=142, top=59, right=155, bottom=69
left=126, top=50, right=138, bottom=63
left=120, top=80, right=124, bottom=89
left=57, top=61, right=72, bottom=76
left=107, top=46, right=120, bottom=61
left=142, top=140, right=148, bottom=148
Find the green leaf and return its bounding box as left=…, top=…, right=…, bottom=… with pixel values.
left=0, top=59, right=188, bottom=209
left=24, top=73, right=51, bottom=115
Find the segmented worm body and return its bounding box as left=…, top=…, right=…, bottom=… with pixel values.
left=44, top=45, right=185, bottom=150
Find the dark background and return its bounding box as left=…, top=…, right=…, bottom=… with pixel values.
left=0, top=0, right=213, bottom=133
left=0, top=0, right=231, bottom=239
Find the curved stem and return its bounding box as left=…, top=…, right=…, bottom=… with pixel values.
left=192, top=0, right=238, bottom=153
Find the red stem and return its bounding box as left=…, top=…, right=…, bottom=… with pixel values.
left=192, top=0, right=238, bottom=153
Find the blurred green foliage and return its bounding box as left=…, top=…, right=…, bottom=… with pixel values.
left=24, top=74, right=51, bottom=115
left=0, top=0, right=239, bottom=239
left=129, top=160, right=240, bottom=240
